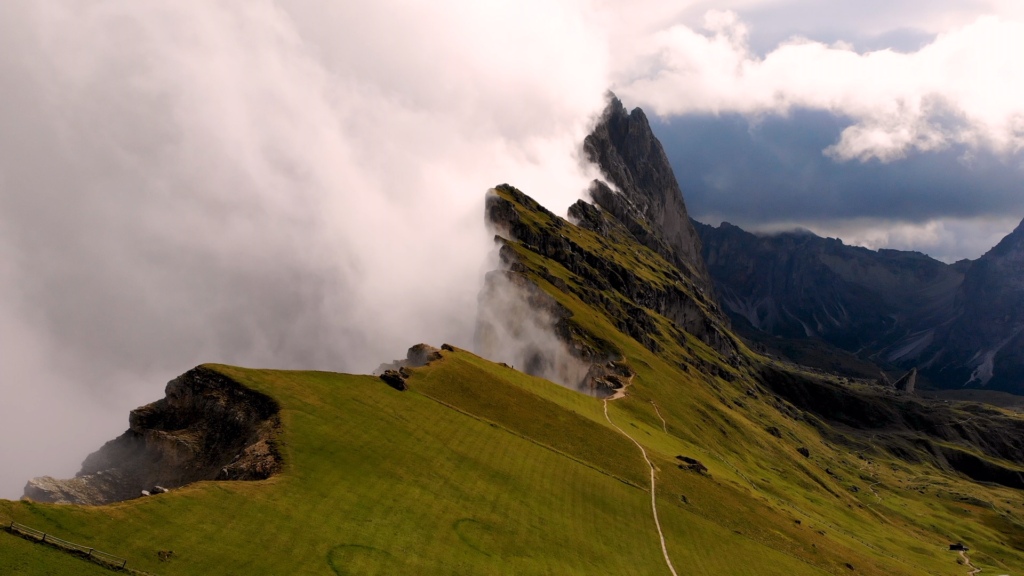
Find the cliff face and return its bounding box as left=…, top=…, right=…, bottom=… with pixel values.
left=697, top=217, right=1024, bottom=393
left=24, top=366, right=281, bottom=505
left=920, top=218, right=1024, bottom=390
left=695, top=221, right=963, bottom=355
left=481, top=185, right=736, bottom=372
left=583, top=96, right=715, bottom=297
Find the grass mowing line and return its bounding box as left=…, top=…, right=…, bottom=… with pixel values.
left=603, top=398, right=679, bottom=576
left=413, top=389, right=644, bottom=490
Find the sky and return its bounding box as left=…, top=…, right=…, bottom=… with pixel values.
left=1, top=0, right=1023, bottom=497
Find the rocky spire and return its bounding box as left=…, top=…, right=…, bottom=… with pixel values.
left=583, top=94, right=714, bottom=295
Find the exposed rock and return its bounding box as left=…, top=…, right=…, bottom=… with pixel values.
left=379, top=370, right=408, bottom=392
left=877, top=371, right=893, bottom=388
left=797, top=447, right=811, bottom=458
left=583, top=95, right=714, bottom=295
left=894, top=368, right=917, bottom=395
left=581, top=361, right=635, bottom=398
left=474, top=265, right=597, bottom=393
left=489, top=186, right=735, bottom=358
left=406, top=344, right=442, bottom=367
left=696, top=215, right=1024, bottom=394
left=918, top=217, right=1024, bottom=391
left=676, top=455, right=709, bottom=474
left=694, top=220, right=964, bottom=375
left=375, top=343, right=445, bottom=375
left=24, top=366, right=281, bottom=505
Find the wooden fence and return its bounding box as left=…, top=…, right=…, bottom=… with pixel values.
left=5, top=520, right=128, bottom=569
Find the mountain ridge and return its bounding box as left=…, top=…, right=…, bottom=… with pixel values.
left=696, top=216, right=1024, bottom=394
left=5, top=97, right=1024, bottom=575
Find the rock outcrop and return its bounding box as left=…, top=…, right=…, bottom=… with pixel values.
left=485, top=185, right=735, bottom=360
left=375, top=343, right=444, bottom=375
left=24, top=366, right=281, bottom=505
left=894, top=368, right=917, bottom=395
left=376, top=344, right=445, bottom=391
left=583, top=95, right=715, bottom=297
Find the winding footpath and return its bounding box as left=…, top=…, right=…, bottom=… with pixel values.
left=959, top=550, right=981, bottom=575
left=603, top=396, right=679, bottom=576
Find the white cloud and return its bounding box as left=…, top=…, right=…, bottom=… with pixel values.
left=617, top=12, right=1024, bottom=162
left=750, top=216, right=1021, bottom=263
left=0, top=0, right=1021, bottom=498
left=0, top=0, right=608, bottom=497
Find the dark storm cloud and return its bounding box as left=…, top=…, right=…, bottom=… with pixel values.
left=652, top=110, right=1024, bottom=259
left=655, top=110, right=1024, bottom=224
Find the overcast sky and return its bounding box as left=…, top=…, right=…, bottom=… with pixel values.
left=614, top=0, right=1024, bottom=261
left=1, top=0, right=1023, bottom=497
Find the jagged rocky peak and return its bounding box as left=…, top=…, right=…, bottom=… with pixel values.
left=24, top=366, right=281, bottom=505
left=480, top=184, right=737, bottom=395
left=583, top=94, right=713, bottom=295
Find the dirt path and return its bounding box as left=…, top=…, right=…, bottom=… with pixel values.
left=867, top=481, right=882, bottom=504
left=650, top=401, right=668, bottom=433
left=959, top=550, right=981, bottom=575
left=603, top=396, right=679, bottom=576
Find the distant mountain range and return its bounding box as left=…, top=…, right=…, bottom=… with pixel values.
left=696, top=217, right=1024, bottom=393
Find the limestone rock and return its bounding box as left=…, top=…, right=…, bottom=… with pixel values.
left=24, top=366, right=281, bottom=505
left=583, top=95, right=714, bottom=294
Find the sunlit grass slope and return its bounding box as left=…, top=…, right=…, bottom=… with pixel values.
left=2, top=358, right=831, bottom=575
left=1, top=348, right=1018, bottom=574
left=3, top=184, right=1024, bottom=575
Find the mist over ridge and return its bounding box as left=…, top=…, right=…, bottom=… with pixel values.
left=0, top=0, right=607, bottom=499
left=4, top=0, right=1024, bottom=500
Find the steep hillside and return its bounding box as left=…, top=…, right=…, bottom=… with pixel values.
left=6, top=184, right=1024, bottom=575
left=4, top=100, right=1024, bottom=575
left=917, top=218, right=1024, bottom=391
left=698, top=217, right=1024, bottom=393
left=584, top=95, right=715, bottom=298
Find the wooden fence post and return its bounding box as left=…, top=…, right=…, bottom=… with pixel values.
left=121, top=559, right=127, bottom=569
left=87, top=548, right=94, bottom=558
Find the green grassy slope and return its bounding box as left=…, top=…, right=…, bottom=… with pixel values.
left=2, top=359, right=836, bottom=576
left=0, top=532, right=115, bottom=576
left=2, top=350, right=1018, bottom=574
left=2, top=185, right=1023, bottom=575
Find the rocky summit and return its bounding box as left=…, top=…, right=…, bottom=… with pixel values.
left=584, top=95, right=716, bottom=298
